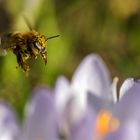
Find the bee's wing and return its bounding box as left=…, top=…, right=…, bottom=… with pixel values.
left=0, top=48, right=7, bottom=56
left=22, top=15, right=33, bottom=31
left=0, top=38, right=7, bottom=56
left=0, top=45, right=7, bottom=56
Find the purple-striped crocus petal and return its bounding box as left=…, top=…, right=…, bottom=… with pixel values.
left=115, top=79, right=140, bottom=120
left=21, top=87, right=59, bottom=140
left=0, top=102, right=19, bottom=140
left=68, top=107, right=96, bottom=140
left=71, top=54, right=112, bottom=101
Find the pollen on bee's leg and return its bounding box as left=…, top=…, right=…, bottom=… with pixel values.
left=95, top=110, right=120, bottom=138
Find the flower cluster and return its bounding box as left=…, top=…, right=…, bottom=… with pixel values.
left=0, top=54, right=140, bottom=140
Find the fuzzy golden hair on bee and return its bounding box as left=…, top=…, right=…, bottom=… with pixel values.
left=0, top=17, right=60, bottom=75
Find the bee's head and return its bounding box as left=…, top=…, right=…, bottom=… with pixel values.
left=35, top=34, right=59, bottom=64
left=31, top=32, right=46, bottom=54
left=34, top=33, right=60, bottom=53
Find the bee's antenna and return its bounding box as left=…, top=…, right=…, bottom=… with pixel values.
left=22, top=15, right=33, bottom=31
left=46, top=35, right=60, bottom=41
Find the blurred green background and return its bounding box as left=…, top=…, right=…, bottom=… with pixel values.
left=0, top=0, right=140, bottom=117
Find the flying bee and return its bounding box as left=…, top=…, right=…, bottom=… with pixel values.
left=0, top=17, right=59, bottom=75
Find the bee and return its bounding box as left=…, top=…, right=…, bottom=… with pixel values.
left=0, top=17, right=59, bottom=75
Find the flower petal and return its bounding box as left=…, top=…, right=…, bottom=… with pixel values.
left=115, top=79, right=140, bottom=120
left=105, top=79, right=140, bottom=139
left=54, top=76, right=74, bottom=136
left=54, top=76, right=71, bottom=114
left=21, top=87, right=59, bottom=140
left=87, top=92, right=113, bottom=112
left=68, top=108, right=96, bottom=140
left=105, top=120, right=139, bottom=140
left=71, top=54, right=112, bottom=100
left=119, top=78, right=134, bottom=100
left=0, top=102, right=19, bottom=140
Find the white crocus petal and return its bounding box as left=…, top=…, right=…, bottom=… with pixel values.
left=0, top=102, right=19, bottom=140
left=21, top=87, right=58, bottom=140
left=54, top=76, right=71, bottom=114
left=119, top=78, right=134, bottom=100
left=71, top=53, right=112, bottom=101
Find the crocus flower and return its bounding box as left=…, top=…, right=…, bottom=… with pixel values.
left=0, top=53, right=140, bottom=140
left=106, top=78, right=140, bottom=140
left=54, top=54, right=112, bottom=126
left=54, top=54, right=140, bottom=140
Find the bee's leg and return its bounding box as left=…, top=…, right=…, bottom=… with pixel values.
left=13, top=47, right=22, bottom=68
left=13, top=46, right=30, bottom=75
left=40, top=51, right=47, bottom=65
left=32, top=49, right=38, bottom=59
left=30, top=44, right=39, bottom=60
left=15, top=53, right=22, bottom=68
left=16, top=53, right=30, bottom=74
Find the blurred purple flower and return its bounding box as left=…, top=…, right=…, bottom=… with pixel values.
left=0, top=54, right=140, bottom=140
left=20, top=87, right=59, bottom=140
left=0, top=102, right=19, bottom=140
